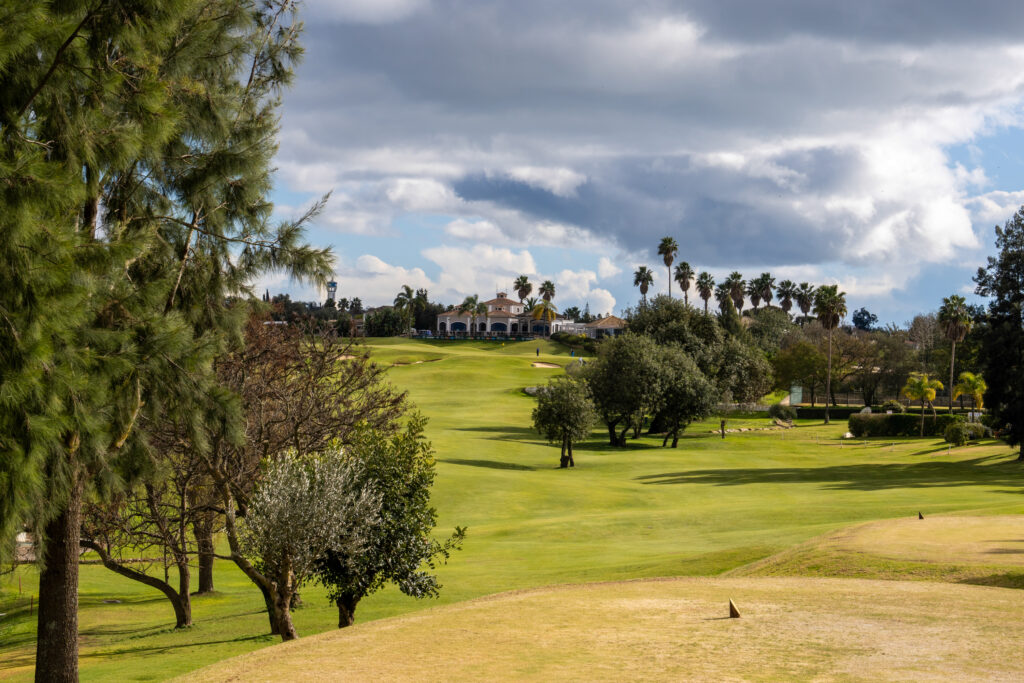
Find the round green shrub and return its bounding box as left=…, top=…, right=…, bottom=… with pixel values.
left=880, top=400, right=905, bottom=413
left=944, top=422, right=969, bottom=446
left=768, top=403, right=797, bottom=422
left=964, top=422, right=992, bottom=440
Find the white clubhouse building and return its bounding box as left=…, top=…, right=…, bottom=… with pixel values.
left=436, top=292, right=625, bottom=338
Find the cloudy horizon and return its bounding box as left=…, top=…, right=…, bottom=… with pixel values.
left=262, top=0, right=1024, bottom=325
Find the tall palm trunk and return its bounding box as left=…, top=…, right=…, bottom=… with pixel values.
left=824, top=328, right=833, bottom=424
left=948, top=340, right=956, bottom=414
left=667, top=267, right=672, bottom=298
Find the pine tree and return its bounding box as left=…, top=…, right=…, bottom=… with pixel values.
left=1, top=3, right=331, bottom=678
left=975, top=207, right=1024, bottom=460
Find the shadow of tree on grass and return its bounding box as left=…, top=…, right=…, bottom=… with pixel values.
left=635, top=456, right=1024, bottom=491
left=439, top=458, right=535, bottom=471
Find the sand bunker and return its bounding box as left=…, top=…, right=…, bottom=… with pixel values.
left=531, top=362, right=560, bottom=368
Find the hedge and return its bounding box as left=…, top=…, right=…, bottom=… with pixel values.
left=848, top=413, right=964, bottom=438
left=796, top=406, right=868, bottom=420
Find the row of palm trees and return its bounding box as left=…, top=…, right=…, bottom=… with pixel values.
left=635, top=248, right=819, bottom=320
left=645, top=236, right=851, bottom=422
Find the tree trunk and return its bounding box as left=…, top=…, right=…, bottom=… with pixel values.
left=336, top=592, right=359, bottom=628
left=824, top=328, right=833, bottom=424
left=36, top=477, right=81, bottom=683
left=606, top=421, right=619, bottom=446
left=215, top=481, right=279, bottom=634
left=80, top=539, right=191, bottom=628
left=617, top=424, right=630, bottom=447
left=273, top=563, right=298, bottom=641
left=259, top=582, right=280, bottom=635
left=567, top=441, right=575, bottom=467
left=948, top=340, right=957, bottom=414
left=193, top=513, right=215, bottom=594
left=920, top=399, right=925, bottom=437
left=559, top=436, right=568, bottom=468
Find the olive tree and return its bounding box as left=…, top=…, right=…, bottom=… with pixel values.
left=240, top=450, right=379, bottom=641
left=532, top=377, right=598, bottom=467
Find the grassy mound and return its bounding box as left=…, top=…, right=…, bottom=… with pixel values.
left=179, top=577, right=1024, bottom=682
left=732, top=515, right=1024, bottom=589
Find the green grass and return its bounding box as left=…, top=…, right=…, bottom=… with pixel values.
left=3, top=337, right=1023, bottom=681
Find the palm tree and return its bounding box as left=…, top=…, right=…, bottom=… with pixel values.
left=514, top=275, right=532, bottom=303
left=746, top=279, right=762, bottom=310
left=539, top=280, right=556, bottom=302
left=524, top=296, right=539, bottom=311
left=394, top=284, right=415, bottom=333
left=696, top=272, right=715, bottom=314
left=938, top=294, right=972, bottom=413
left=475, top=301, right=489, bottom=335
left=633, top=266, right=654, bottom=304
left=795, top=282, right=816, bottom=323
left=952, top=371, right=987, bottom=411
left=776, top=280, right=796, bottom=315
left=531, top=299, right=558, bottom=336
left=674, top=262, right=694, bottom=305
left=658, top=237, right=678, bottom=298
left=813, top=284, right=847, bottom=424
left=902, top=372, right=943, bottom=436
left=758, top=272, right=776, bottom=308
left=714, top=283, right=731, bottom=313
left=724, top=272, right=745, bottom=314
left=458, top=294, right=480, bottom=336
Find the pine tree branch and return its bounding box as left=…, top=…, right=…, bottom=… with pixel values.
left=17, top=6, right=97, bottom=119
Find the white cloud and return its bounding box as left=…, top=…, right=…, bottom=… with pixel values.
left=386, top=178, right=457, bottom=211
left=586, top=288, right=617, bottom=318
left=597, top=256, right=622, bottom=279
left=506, top=166, right=587, bottom=197
left=443, top=218, right=506, bottom=242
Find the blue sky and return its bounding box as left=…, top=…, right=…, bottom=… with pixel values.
left=261, top=0, right=1024, bottom=326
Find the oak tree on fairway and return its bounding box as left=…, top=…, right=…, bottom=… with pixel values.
left=974, top=208, right=1024, bottom=459
left=316, top=416, right=466, bottom=628
left=656, top=348, right=718, bottom=447
left=584, top=334, right=664, bottom=445
left=532, top=377, right=598, bottom=467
